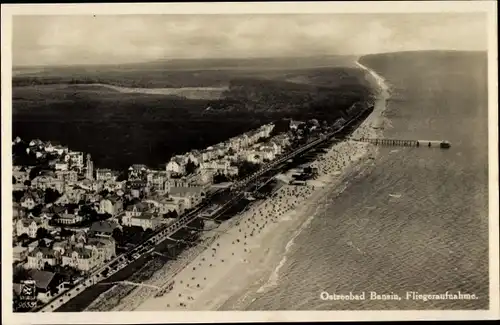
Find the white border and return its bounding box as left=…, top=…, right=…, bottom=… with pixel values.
left=1, top=2, right=498, bottom=324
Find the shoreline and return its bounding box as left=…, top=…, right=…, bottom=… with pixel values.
left=84, top=63, right=390, bottom=312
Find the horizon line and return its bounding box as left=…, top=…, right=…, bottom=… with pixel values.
left=12, top=49, right=487, bottom=70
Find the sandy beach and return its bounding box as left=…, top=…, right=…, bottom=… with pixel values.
left=84, top=65, right=390, bottom=312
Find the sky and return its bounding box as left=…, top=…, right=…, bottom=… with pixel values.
left=12, top=13, right=487, bottom=67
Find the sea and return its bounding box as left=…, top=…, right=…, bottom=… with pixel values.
left=220, top=55, right=490, bottom=310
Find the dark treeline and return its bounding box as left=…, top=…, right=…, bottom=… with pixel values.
left=222, top=77, right=371, bottom=120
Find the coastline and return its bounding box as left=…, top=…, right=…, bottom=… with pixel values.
left=84, top=62, right=391, bottom=312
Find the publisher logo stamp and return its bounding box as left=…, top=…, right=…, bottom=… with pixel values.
left=20, top=280, right=37, bottom=301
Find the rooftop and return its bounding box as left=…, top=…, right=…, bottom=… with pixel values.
left=28, top=270, right=57, bottom=290
left=90, top=220, right=120, bottom=234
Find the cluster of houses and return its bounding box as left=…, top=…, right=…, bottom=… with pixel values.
left=13, top=221, right=118, bottom=304
left=164, top=123, right=292, bottom=179
left=11, top=124, right=296, bottom=281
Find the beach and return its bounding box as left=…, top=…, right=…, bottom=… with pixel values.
left=85, top=64, right=390, bottom=312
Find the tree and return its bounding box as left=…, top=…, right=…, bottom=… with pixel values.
left=38, top=239, right=48, bottom=248
left=49, top=285, right=60, bottom=297
left=236, top=161, right=261, bottom=179
left=43, top=262, right=54, bottom=272
left=29, top=167, right=41, bottom=180
left=112, top=228, right=123, bottom=244
left=163, top=210, right=178, bottom=219
left=44, top=188, right=61, bottom=204
left=12, top=191, right=25, bottom=202
left=36, top=228, right=49, bottom=240
left=18, top=233, right=30, bottom=245
left=30, top=204, right=43, bottom=217
left=78, top=205, right=89, bottom=216
left=144, top=228, right=153, bottom=238
left=60, top=227, right=73, bottom=238
left=116, top=170, right=128, bottom=182
left=213, top=172, right=230, bottom=184
left=185, top=159, right=197, bottom=175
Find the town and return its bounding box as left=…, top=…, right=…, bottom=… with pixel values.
left=12, top=118, right=331, bottom=311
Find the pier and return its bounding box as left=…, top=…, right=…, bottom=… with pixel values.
left=352, top=137, right=451, bottom=149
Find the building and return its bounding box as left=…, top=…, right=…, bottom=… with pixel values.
left=16, top=217, right=49, bottom=238
left=20, top=191, right=43, bottom=210
left=166, top=157, right=186, bottom=175
left=52, top=241, right=71, bottom=256
left=54, top=194, right=71, bottom=205
left=98, top=195, right=123, bottom=216
left=167, top=186, right=206, bottom=210
left=146, top=170, right=169, bottom=191
left=78, top=179, right=102, bottom=193
left=65, top=188, right=86, bottom=203
left=55, top=161, right=69, bottom=171
left=259, top=147, right=276, bottom=161
left=128, top=164, right=148, bottom=180
left=96, top=168, right=118, bottom=182
left=13, top=166, right=30, bottom=186
left=89, top=220, right=120, bottom=238
left=31, top=175, right=64, bottom=193
left=13, top=202, right=26, bottom=219
left=26, top=247, right=58, bottom=270
left=82, top=237, right=116, bottom=264
left=246, top=152, right=264, bottom=164
left=56, top=170, right=78, bottom=184
left=13, top=245, right=29, bottom=262
left=61, top=247, right=99, bottom=272
left=122, top=212, right=163, bottom=230
left=54, top=213, right=83, bottom=225
left=144, top=197, right=183, bottom=215
left=85, top=154, right=94, bottom=180
left=65, top=151, right=84, bottom=169
left=28, top=270, right=62, bottom=303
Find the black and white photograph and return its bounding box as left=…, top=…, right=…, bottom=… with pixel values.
left=2, top=1, right=498, bottom=323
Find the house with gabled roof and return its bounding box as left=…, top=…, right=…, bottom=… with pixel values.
left=122, top=211, right=162, bottom=230
left=98, top=195, right=123, bottom=216
left=167, top=186, right=206, bottom=210
left=61, top=246, right=98, bottom=272
left=125, top=201, right=154, bottom=217
left=54, top=212, right=83, bottom=225
left=128, top=164, right=148, bottom=180
left=83, top=237, right=116, bottom=262
left=166, top=156, right=186, bottom=175
left=89, top=220, right=120, bottom=238
left=26, top=247, right=58, bottom=270
left=28, top=269, right=62, bottom=302
left=144, top=196, right=183, bottom=215
left=16, top=217, right=49, bottom=238
left=20, top=191, right=43, bottom=210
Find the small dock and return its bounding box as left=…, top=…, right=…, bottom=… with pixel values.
left=353, top=137, right=451, bottom=149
